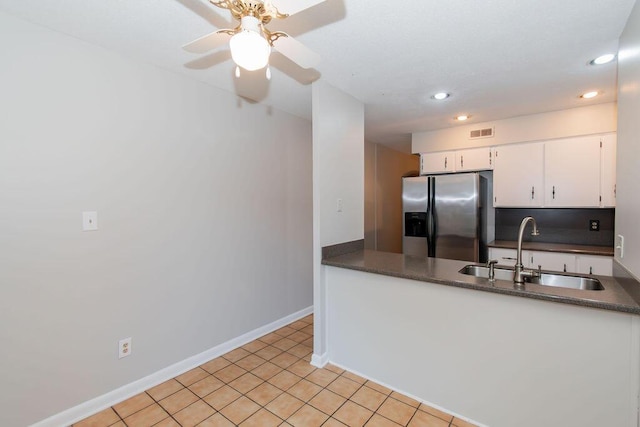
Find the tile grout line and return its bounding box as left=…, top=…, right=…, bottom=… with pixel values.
left=73, top=315, right=315, bottom=427
left=162, top=324, right=313, bottom=425
left=75, top=314, right=474, bottom=427
left=143, top=388, right=181, bottom=427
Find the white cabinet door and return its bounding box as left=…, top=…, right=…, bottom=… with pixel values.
left=421, top=152, right=454, bottom=174
left=488, top=248, right=518, bottom=266
left=600, top=134, right=617, bottom=208
left=493, top=142, right=544, bottom=207
left=456, top=147, right=493, bottom=171
left=529, top=251, right=576, bottom=273
left=544, top=136, right=601, bottom=207
left=490, top=249, right=612, bottom=276
left=576, top=255, right=613, bottom=276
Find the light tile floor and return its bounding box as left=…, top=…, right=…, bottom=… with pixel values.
left=73, top=315, right=477, bottom=427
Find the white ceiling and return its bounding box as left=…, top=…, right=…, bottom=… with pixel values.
left=0, top=0, right=635, bottom=152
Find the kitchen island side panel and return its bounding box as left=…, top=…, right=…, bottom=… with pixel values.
left=325, top=266, right=639, bottom=427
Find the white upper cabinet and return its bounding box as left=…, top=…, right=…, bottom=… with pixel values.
left=456, top=147, right=493, bottom=172
left=420, top=152, right=455, bottom=174
left=492, top=133, right=616, bottom=208
left=493, top=142, right=544, bottom=207
left=600, top=133, right=617, bottom=207
left=421, top=147, right=493, bottom=175
left=544, top=136, right=601, bottom=207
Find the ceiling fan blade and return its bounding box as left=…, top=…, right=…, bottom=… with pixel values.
left=270, top=0, right=326, bottom=16
left=182, top=31, right=231, bottom=54
left=273, top=34, right=321, bottom=69
left=269, top=52, right=321, bottom=84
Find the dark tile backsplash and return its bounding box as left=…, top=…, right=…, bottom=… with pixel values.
left=495, top=208, right=615, bottom=247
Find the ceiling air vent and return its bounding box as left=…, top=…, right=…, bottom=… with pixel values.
left=469, top=127, right=494, bottom=139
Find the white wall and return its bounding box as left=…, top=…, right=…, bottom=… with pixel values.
left=412, top=103, right=617, bottom=153
left=616, top=0, right=640, bottom=277
left=312, top=81, right=365, bottom=247
left=0, top=11, right=312, bottom=426
left=326, top=267, right=640, bottom=427
left=311, top=81, right=364, bottom=363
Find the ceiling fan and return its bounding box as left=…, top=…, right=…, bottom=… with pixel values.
left=183, top=0, right=325, bottom=78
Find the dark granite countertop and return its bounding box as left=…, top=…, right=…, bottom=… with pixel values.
left=489, top=240, right=614, bottom=256
left=322, top=249, right=640, bottom=315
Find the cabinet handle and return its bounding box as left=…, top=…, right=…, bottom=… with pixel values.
left=563, top=264, right=567, bottom=272
left=502, top=257, right=516, bottom=261
left=589, top=266, right=593, bottom=275
left=552, top=186, right=556, bottom=199
left=614, top=184, right=617, bottom=198
left=531, top=186, right=535, bottom=200
left=444, top=157, right=447, bottom=169
left=489, top=151, right=492, bottom=166
left=461, top=156, right=464, bottom=168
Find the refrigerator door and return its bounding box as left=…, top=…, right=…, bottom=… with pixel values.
left=432, top=173, right=480, bottom=262
left=402, top=177, right=428, bottom=257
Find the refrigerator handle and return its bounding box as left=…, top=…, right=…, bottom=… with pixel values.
left=426, top=177, right=436, bottom=257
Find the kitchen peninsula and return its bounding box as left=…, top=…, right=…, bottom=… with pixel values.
left=320, top=242, right=640, bottom=427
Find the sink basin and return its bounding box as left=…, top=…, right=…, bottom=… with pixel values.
left=525, top=273, right=604, bottom=290
left=458, top=264, right=515, bottom=281
left=459, top=265, right=604, bottom=291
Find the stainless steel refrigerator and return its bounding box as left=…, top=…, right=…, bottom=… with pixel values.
left=402, top=173, right=490, bottom=262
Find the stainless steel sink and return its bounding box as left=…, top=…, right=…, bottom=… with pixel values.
left=459, top=264, right=515, bottom=281
left=525, top=273, right=604, bottom=290
left=459, top=265, right=604, bottom=291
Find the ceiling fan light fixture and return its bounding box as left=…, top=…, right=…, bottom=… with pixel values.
left=229, top=16, right=271, bottom=71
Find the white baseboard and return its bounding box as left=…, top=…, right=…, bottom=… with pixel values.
left=31, top=306, right=313, bottom=427
left=327, top=360, right=487, bottom=427
left=310, top=352, right=329, bottom=368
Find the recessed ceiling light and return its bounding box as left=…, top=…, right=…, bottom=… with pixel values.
left=580, top=91, right=599, bottom=99
left=589, top=54, right=616, bottom=65
left=455, top=115, right=470, bottom=121
left=432, top=92, right=450, bottom=100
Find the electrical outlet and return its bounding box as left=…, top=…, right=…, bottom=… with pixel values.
left=589, top=220, right=600, bottom=231
left=118, top=337, right=132, bottom=359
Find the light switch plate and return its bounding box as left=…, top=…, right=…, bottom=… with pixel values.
left=82, top=211, right=98, bottom=231
left=617, top=234, right=624, bottom=259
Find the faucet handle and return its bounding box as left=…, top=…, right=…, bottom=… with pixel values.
left=486, top=259, right=498, bottom=267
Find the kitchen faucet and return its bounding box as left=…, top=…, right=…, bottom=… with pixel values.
left=514, top=216, right=540, bottom=284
